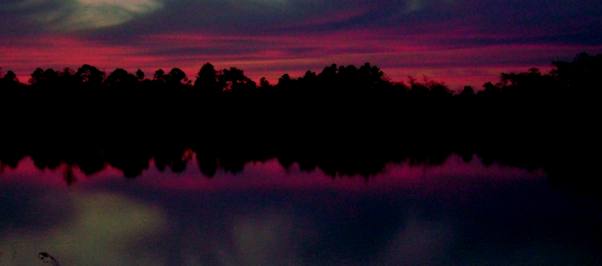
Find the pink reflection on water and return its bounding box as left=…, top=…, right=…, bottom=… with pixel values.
left=0, top=155, right=544, bottom=194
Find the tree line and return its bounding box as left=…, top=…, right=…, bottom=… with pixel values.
left=1, top=52, right=599, bottom=100
left=0, top=53, right=600, bottom=187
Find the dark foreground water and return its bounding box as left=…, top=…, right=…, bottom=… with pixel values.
left=1, top=156, right=601, bottom=266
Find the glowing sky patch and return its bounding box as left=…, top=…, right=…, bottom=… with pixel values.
left=31, top=0, right=163, bottom=31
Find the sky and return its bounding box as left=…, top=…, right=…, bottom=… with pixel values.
left=1, top=0, right=602, bottom=88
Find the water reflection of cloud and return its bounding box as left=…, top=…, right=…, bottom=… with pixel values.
left=0, top=193, right=166, bottom=265
left=231, top=211, right=298, bottom=265
left=378, top=213, right=454, bottom=265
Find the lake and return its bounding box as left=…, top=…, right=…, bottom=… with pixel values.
left=1, top=155, right=601, bottom=265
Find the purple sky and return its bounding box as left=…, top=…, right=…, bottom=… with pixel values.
left=1, top=0, right=602, bottom=88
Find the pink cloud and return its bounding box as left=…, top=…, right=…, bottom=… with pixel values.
left=2, top=32, right=601, bottom=89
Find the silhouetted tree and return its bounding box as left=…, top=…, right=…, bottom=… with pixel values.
left=459, top=86, right=475, bottom=97
left=154, top=69, right=166, bottom=81
left=136, top=69, right=145, bottom=81
left=167, top=68, right=188, bottom=85
left=3, top=70, right=17, bottom=83
left=259, top=77, right=270, bottom=88
left=220, top=67, right=255, bottom=95
left=194, top=63, right=220, bottom=97
left=76, top=64, right=105, bottom=86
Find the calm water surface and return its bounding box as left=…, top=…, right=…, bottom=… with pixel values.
left=1, top=156, right=601, bottom=265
